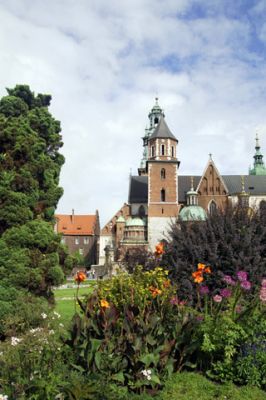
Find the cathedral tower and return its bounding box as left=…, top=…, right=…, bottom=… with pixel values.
left=249, top=133, right=266, bottom=175
left=147, top=115, right=180, bottom=249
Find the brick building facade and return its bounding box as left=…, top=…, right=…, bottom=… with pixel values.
left=55, top=210, right=100, bottom=266
left=99, top=99, right=266, bottom=262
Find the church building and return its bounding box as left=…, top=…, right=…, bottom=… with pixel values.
left=99, top=99, right=266, bottom=264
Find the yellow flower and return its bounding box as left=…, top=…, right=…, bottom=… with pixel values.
left=100, top=299, right=110, bottom=309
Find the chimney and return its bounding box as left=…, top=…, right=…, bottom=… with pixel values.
left=71, top=209, right=74, bottom=223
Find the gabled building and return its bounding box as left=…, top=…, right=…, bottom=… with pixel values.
left=99, top=99, right=266, bottom=262
left=55, top=210, right=100, bottom=266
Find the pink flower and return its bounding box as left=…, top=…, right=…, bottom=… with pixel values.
left=261, top=278, right=266, bottom=288
left=170, top=296, right=178, bottom=306
left=240, top=280, right=251, bottom=290
left=213, top=295, right=223, bottom=303
left=235, top=304, right=242, bottom=313
left=237, top=271, right=248, bottom=282
left=220, top=288, right=232, bottom=298
left=223, top=275, right=236, bottom=286
left=259, top=287, right=266, bottom=303
left=199, top=286, right=210, bottom=295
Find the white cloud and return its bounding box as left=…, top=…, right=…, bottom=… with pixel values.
left=0, top=0, right=266, bottom=226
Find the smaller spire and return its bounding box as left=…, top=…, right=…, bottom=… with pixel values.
left=190, top=176, right=194, bottom=191
left=209, top=153, right=213, bottom=161
left=249, top=132, right=266, bottom=175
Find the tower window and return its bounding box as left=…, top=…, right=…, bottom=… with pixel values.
left=209, top=200, right=217, bottom=216
left=161, top=189, right=166, bottom=202
left=154, top=117, right=159, bottom=124
left=161, top=168, right=166, bottom=179
left=151, top=146, right=155, bottom=157
left=161, top=145, right=165, bottom=156
left=171, top=146, right=174, bottom=157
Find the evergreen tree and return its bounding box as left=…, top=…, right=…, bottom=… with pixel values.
left=0, top=85, right=68, bottom=323
left=163, top=206, right=266, bottom=297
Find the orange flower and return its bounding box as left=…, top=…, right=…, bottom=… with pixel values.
left=75, top=271, right=86, bottom=283
left=197, top=263, right=206, bottom=271
left=194, top=275, right=204, bottom=283
left=192, top=270, right=204, bottom=284
left=155, top=243, right=164, bottom=256
left=100, top=299, right=110, bottom=309
left=149, top=286, right=162, bottom=297
left=163, top=279, right=171, bottom=288
left=204, top=266, right=211, bottom=274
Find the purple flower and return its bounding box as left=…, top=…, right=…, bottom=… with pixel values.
left=223, top=275, right=236, bottom=286
left=199, top=286, right=209, bottom=295
left=220, top=288, right=232, bottom=298
left=237, top=271, right=248, bottom=282
left=213, top=295, right=223, bottom=303
left=240, top=280, right=251, bottom=290
left=196, top=315, right=204, bottom=322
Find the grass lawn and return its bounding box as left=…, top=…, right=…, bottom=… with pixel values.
left=54, top=282, right=96, bottom=325
left=128, top=372, right=266, bottom=400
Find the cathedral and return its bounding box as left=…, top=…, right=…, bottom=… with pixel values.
left=99, top=99, right=266, bottom=264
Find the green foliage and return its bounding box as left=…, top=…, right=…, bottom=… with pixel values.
left=164, top=206, right=266, bottom=298
left=0, top=84, right=68, bottom=336
left=67, top=268, right=199, bottom=393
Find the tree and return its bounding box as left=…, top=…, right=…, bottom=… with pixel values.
left=0, top=85, right=68, bottom=333
left=162, top=206, right=266, bottom=298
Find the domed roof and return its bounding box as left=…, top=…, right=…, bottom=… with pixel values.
left=179, top=206, right=207, bottom=222
left=117, top=215, right=125, bottom=223
left=125, top=217, right=145, bottom=227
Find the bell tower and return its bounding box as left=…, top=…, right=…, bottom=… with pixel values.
left=147, top=115, right=180, bottom=250
left=138, top=98, right=165, bottom=176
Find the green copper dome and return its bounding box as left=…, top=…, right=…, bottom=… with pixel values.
left=249, top=133, right=266, bottom=176
left=179, top=205, right=207, bottom=222
left=125, top=217, right=145, bottom=227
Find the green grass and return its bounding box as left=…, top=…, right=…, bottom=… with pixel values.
left=54, top=283, right=96, bottom=325
left=127, top=372, right=266, bottom=400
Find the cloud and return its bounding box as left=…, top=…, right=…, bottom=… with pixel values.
left=1, top=0, right=266, bottom=226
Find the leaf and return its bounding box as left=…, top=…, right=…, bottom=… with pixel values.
left=150, top=374, right=161, bottom=385
left=140, top=353, right=160, bottom=367
left=111, top=371, right=125, bottom=384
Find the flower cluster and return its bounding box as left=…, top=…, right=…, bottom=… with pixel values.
left=192, top=263, right=211, bottom=283
left=141, top=369, right=152, bottom=380
left=75, top=271, right=86, bottom=284
left=11, top=337, right=22, bottom=346
left=223, top=271, right=252, bottom=291
left=259, top=279, right=266, bottom=303
left=155, top=242, right=164, bottom=256
left=149, top=286, right=162, bottom=298
left=0, top=394, right=8, bottom=400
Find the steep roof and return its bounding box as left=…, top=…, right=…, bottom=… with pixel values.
left=128, top=175, right=148, bottom=203
left=128, top=175, right=266, bottom=205
left=179, top=175, right=266, bottom=202
left=149, top=116, right=178, bottom=141
left=55, top=214, right=98, bottom=235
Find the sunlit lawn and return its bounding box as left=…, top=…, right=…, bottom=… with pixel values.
left=54, top=281, right=96, bottom=325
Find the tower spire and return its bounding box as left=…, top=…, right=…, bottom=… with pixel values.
left=249, top=132, right=266, bottom=175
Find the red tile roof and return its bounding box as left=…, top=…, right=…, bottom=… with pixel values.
left=55, top=214, right=97, bottom=235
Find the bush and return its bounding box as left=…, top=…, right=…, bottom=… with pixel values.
left=67, top=267, right=200, bottom=393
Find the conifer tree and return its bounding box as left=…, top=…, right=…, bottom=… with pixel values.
left=0, top=85, right=67, bottom=305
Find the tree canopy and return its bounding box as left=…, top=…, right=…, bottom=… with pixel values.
left=0, top=85, right=69, bottom=336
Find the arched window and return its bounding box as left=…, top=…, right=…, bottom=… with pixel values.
left=171, top=146, right=174, bottom=157
left=161, top=189, right=166, bottom=202
left=161, top=168, right=166, bottom=179
left=154, top=117, right=159, bottom=124
left=161, top=145, right=165, bottom=155
left=209, top=200, right=217, bottom=216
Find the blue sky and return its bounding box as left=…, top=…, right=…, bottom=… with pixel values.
left=1, top=0, right=266, bottom=226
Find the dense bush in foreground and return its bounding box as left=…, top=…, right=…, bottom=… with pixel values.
left=67, top=266, right=266, bottom=394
